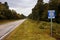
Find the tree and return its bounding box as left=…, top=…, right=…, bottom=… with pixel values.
left=0, top=2, right=25, bottom=20
left=28, top=0, right=60, bottom=23
left=4, top=2, right=9, bottom=9
left=29, top=0, right=44, bottom=20
left=20, top=14, right=26, bottom=19
left=49, top=0, right=60, bottom=23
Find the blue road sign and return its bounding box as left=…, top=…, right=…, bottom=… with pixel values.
left=48, top=10, right=55, bottom=36
left=48, top=10, right=55, bottom=19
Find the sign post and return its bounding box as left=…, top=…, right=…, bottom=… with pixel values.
left=48, top=10, right=55, bottom=36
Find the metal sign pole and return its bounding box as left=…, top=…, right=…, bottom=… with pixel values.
left=51, top=17, right=52, bottom=36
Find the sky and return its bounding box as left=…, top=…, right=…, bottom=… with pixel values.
left=0, top=0, right=49, bottom=16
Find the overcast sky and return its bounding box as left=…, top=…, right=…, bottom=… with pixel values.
left=0, top=0, right=49, bottom=16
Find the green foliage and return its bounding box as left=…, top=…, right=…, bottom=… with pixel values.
left=0, top=2, right=26, bottom=20
left=19, top=14, right=26, bottom=19
left=49, top=0, right=60, bottom=23
left=28, top=0, right=43, bottom=20
left=28, top=0, right=60, bottom=23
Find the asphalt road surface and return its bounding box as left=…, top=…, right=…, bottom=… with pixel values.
left=0, top=19, right=26, bottom=40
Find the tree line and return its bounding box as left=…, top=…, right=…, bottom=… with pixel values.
left=0, top=2, right=26, bottom=20
left=28, top=0, right=60, bottom=23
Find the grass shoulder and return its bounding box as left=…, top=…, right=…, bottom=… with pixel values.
left=3, top=19, right=57, bottom=40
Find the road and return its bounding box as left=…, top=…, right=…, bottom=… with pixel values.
left=0, top=19, right=26, bottom=40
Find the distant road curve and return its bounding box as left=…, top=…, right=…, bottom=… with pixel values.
left=0, top=19, right=26, bottom=40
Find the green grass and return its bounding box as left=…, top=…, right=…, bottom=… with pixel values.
left=3, top=19, right=57, bottom=40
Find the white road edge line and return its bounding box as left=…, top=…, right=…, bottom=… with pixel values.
left=0, top=19, right=26, bottom=40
